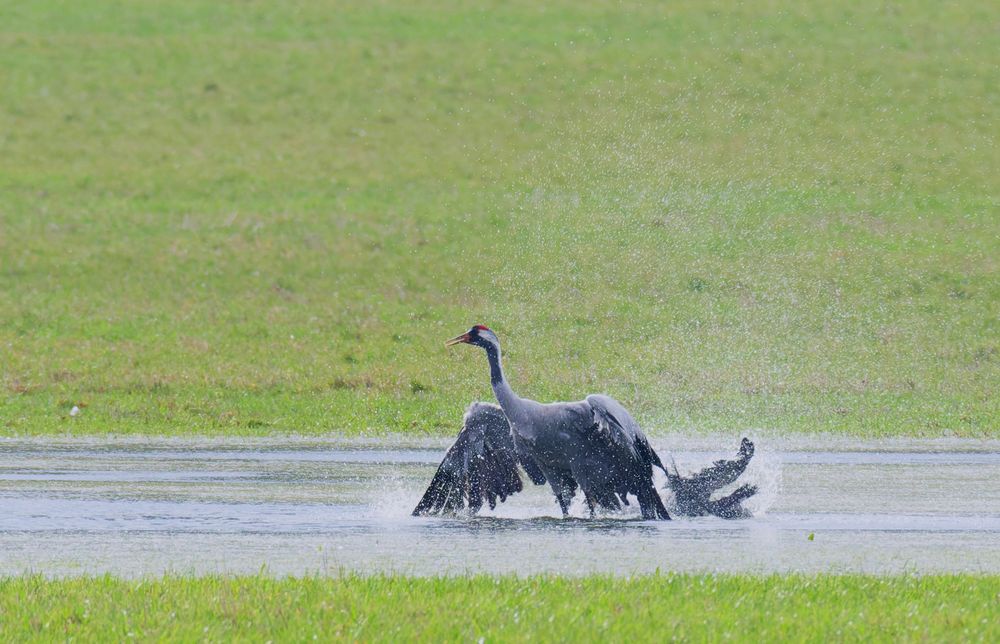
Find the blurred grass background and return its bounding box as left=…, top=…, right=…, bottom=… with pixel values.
left=1, top=0, right=997, bottom=436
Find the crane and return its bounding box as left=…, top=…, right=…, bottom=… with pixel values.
left=413, top=325, right=671, bottom=520
left=664, top=437, right=758, bottom=519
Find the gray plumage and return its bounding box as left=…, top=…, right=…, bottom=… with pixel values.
left=413, top=325, right=670, bottom=520
left=412, top=402, right=543, bottom=516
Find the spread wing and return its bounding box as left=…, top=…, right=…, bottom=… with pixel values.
left=664, top=438, right=757, bottom=518
left=413, top=402, right=545, bottom=516
left=685, top=437, right=755, bottom=490
left=585, top=394, right=664, bottom=471
left=584, top=394, right=671, bottom=520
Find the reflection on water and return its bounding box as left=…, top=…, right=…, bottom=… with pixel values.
left=0, top=436, right=998, bottom=576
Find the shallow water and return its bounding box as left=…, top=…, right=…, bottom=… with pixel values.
left=1, top=436, right=998, bottom=576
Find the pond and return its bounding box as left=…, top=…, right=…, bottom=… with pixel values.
left=1, top=436, right=998, bottom=576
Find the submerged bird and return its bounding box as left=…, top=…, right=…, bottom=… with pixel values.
left=413, top=325, right=671, bottom=520
left=664, top=437, right=758, bottom=519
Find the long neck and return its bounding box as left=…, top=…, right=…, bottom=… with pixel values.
left=484, top=343, right=519, bottom=412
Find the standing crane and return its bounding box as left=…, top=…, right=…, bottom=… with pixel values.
left=413, top=325, right=671, bottom=520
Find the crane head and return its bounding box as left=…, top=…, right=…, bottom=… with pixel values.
left=445, top=324, right=496, bottom=348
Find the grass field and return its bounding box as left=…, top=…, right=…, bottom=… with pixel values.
left=1, top=1, right=997, bottom=437
left=3, top=573, right=998, bottom=641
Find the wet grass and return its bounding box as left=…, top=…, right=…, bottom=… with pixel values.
left=1, top=1, right=997, bottom=437
left=2, top=573, right=998, bottom=641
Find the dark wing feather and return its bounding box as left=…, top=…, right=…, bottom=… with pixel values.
left=514, top=436, right=547, bottom=485
left=686, top=437, right=755, bottom=490
left=585, top=394, right=671, bottom=520
left=585, top=394, right=663, bottom=469
left=413, top=402, right=541, bottom=516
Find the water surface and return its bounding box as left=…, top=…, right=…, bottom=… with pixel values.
left=1, top=436, right=998, bottom=576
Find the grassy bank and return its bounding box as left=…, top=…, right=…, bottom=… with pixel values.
left=1, top=1, right=997, bottom=437
left=2, top=573, right=998, bottom=641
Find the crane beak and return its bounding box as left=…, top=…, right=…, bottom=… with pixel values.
left=445, top=332, right=471, bottom=347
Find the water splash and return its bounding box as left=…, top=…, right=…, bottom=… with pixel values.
left=3, top=437, right=999, bottom=576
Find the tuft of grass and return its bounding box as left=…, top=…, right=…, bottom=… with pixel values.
left=1, top=573, right=998, bottom=641
left=1, top=1, right=997, bottom=437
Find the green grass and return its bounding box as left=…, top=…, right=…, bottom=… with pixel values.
left=1, top=1, right=997, bottom=437
left=2, top=573, right=998, bottom=641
